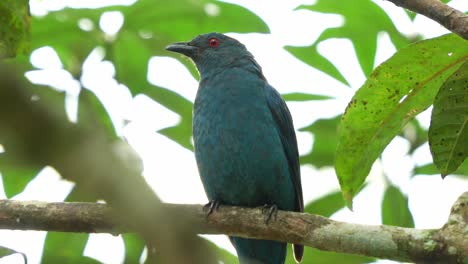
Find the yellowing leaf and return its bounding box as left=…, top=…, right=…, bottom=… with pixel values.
left=335, top=34, right=468, bottom=204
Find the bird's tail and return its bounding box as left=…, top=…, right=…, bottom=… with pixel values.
left=293, top=244, right=304, bottom=263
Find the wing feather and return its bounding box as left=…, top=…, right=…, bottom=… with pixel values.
left=264, top=84, right=304, bottom=262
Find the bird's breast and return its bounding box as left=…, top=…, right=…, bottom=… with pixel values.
left=192, top=71, right=294, bottom=208
left=193, top=72, right=269, bottom=143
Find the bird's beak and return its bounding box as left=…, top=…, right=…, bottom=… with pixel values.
left=165, top=42, right=197, bottom=57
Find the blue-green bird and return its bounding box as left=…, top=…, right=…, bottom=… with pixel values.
left=166, top=32, right=303, bottom=264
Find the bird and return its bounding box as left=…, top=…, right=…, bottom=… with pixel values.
left=166, top=32, right=304, bottom=264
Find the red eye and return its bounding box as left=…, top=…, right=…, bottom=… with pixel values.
left=208, top=37, right=220, bottom=48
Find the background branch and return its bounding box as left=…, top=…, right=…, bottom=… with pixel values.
left=1, top=192, right=466, bottom=263
left=386, top=0, right=468, bottom=39
left=0, top=65, right=217, bottom=264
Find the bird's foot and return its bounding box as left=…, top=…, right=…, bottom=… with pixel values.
left=261, top=204, right=278, bottom=224
left=203, top=200, right=221, bottom=216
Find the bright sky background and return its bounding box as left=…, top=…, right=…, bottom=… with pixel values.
left=1, top=0, right=467, bottom=263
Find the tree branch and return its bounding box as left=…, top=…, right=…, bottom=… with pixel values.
left=1, top=191, right=466, bottom=263
left=386, top=0, right=468, bottom=40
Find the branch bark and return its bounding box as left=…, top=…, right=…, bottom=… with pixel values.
left=386, top=0, right=468, bottom=39
left=1, top=191, right=466, bottom=263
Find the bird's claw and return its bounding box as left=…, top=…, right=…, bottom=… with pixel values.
left=261, top=204, right=278, bottom=224
left=203, top=200, right=220, bottom=216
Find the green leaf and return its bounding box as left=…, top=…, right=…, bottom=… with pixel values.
left=122, top=0, right=269, bottom=42
left=289, top=0, right=409, bottom=81
left=0, top=0, right=30, bottom=58
left=111, top=30, right=153, bottom=95
left=145, top=86, right=194, bottom=150
left=300, top=116, right=340, bottom=168
left=204, top=238, right=238, bottom=263
left=41, top=233, right=100, bottom=264
left=31, top=0, right=268, bottom=75
left=0, top=157, right=40, bottom=198
left=285, top=44, right=349, bottom=85
left=304, top=191, right=345, bottom=217
left=78, top=88, right=118, bottom=140
left=335, top=34, right=468, bottom=204
left=429, top=61, right=468, bottom=177
left=31, top=8, right=102, bottom=75
left=414, top=161, right=468, bottom=177
left=0, top=246, right=27, bottom=263
left=414, top=163, right=440, bottom=175
left=382, top=185, right=414, bottom=227
left=404, top=10, right=417, bottom=21
left=66, top=182, right=99, bottom=202
left=283, top=92, right=333, bottom=102
left=123, top=234, right=145, bottom=263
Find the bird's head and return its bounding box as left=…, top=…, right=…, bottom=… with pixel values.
left=166, top=32, right=260, bottom=78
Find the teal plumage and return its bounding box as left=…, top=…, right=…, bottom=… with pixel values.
left=167, top=33, right=303, bottom=264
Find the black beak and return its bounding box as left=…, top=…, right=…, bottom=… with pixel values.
left=165, top=42, right=197, bottom=57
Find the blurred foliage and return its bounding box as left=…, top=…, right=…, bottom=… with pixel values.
left=31, top=0, right=268, bottom=79
left=283, top=92, right=333, bottom=101
left=401, top=119, right=428, bottom=154
left=145, top=86, right=194, bottom=150
left=0, top=158, right=41, bottom=198
left=40, top=183, right=97, bottom=263
left=300, top=116, right=340, bottom=168
left=286, top=0, right=411, bottom=85
left=0, top=85, right=67, bottom=198
left=304, top=190, right=344, bottom=217
left=0, top=0, right=467, bottom=263
left=335, top=34, right=467, bottom=206
left=414, top=161, right=468, bottom=177
left=78, top=89, right=118, bottom=140
left=42, top=233, right=100, bottom=264
left=382, top=185, right=414, bottom=228
left=429, top=61, right=468, bottom=177
left=205, top=238, right=239, bottom=263
left=0, top=246, right=26, bottom=263
left=122, top=234, right=146, bottom=263
left=30, top=0, right=268, bottom=150
left=0, top=0, right=30, bottom=58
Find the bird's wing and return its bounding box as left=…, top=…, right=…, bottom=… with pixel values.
left=264, top=84, right=303, bottom=213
